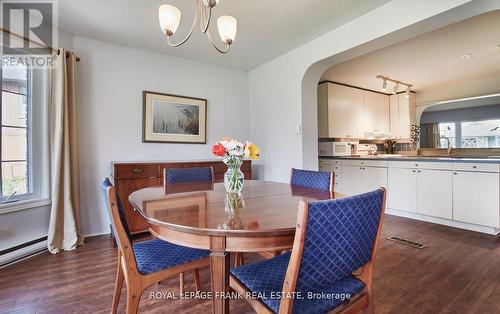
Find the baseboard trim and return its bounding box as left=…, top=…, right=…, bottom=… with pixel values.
left=0, top=239, right=48, bottom=267
left=386, top=208, right=500, bottom=235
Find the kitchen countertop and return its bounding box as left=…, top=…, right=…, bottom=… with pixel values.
left=319, top=155, right=500, bottom=163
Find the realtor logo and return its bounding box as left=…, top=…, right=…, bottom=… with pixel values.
left=1, top=0, right=56, bottom=55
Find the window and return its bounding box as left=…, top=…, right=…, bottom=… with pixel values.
left=0, top=65, right=48, bottom=207
left=438, top=122, right=456, bottom=148
left=461, top=119, right=500, bottom=148
left=1, top=65, right=31, bottom=201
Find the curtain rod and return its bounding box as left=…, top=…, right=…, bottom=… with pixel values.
left=0, top=28, right=80, bottom=62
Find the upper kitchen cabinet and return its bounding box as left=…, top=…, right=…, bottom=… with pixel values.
left=390, top=93, right=416, bottom=139
left=364, top=91, right=390, bottom=134
left=317, top=82, right=364, bottom=138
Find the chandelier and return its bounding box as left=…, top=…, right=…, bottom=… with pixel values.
left=159, top=0, right=237, bottom=54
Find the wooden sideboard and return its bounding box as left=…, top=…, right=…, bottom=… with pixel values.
left=111, top=160, right=252, bottom=234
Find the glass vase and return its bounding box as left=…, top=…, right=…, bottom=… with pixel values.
left=224, top=159, right=244, bottom=193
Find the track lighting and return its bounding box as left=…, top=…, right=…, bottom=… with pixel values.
left=377, top=75, right=413, bottom=96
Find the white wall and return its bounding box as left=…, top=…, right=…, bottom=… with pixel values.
left=74, top=37, right=249, bottom=236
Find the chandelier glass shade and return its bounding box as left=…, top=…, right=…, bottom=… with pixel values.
left=159, top=0, right=237, bottom=54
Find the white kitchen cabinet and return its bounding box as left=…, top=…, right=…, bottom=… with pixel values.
left=318, top=83, right=365, bottom=139
left=364, top=91, right=390, bottom=134
left=417, top=169, right=453, bottom=219
left=364, top=166, right=388, bottom=191
left=343, top=165, right=387, bottom=196
left=319, top=158, right=344, bottom=193
left=387, top=167, right=418, bottom=213
left=317, top=84, right=329, bottom=138
left=389, top=94, right=415, bottom=139
left=343, top=165, right=364, bottom=196
left=453, top=171, right=500, bottom=228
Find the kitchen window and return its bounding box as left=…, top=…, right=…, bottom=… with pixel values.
left=438, top=122, right=456, bottom=148
left=1, top=64, right=49, bottom=207
left=461, top=119, right=500, bottom=148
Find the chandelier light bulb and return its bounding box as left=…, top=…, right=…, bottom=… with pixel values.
left=217, top=15, right=237, bottom=45
left=159, top=4, right=181, bottom=36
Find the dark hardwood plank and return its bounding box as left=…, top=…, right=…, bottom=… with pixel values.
left=0, top=215, right=499, bottom=314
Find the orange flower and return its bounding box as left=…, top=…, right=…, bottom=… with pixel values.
left=211, top=143, right=227, bottom=157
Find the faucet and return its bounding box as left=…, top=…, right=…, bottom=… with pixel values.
left=440, top=136, right=454, bottom=155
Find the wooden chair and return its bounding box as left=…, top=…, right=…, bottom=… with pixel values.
left=101, top=178, right=210, bottom=314
left=164, top=166, right=214, bottom=185
left=290, top=168, right=334, bottom=192
left=230, top=188, right=386, bottom=314
left=257, top=168, right=335, bottom=260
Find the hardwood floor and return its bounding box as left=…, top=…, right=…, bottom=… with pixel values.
left=1, top=215, right=499, bottom=314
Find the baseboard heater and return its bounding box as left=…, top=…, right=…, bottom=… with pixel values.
left=0, top=236, right=48, bottom=267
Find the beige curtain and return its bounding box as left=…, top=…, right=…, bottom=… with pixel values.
left=47, top=49, right=84, bottom=254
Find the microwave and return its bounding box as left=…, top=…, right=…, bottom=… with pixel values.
left=318, top=142, right=352, bottom=156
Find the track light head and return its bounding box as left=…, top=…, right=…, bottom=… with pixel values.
left=404, top=86, right=411, bottom=98
left=381, top=79, right=387, bottom=92
left=393, top=82, right=400, bottom=94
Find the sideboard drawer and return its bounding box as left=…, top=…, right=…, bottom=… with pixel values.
left=114, top=164, right=160, bottom=179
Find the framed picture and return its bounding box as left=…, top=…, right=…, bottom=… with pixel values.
left=142, top=91, right=207, bottom=143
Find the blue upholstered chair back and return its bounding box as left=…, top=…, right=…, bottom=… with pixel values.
left=296, top=189, right=385, bottom=292
left=166, top=167, right=213, bottom=184
left=290, top=168, right=332, bottom=191
left=101, top=178, right=132, bottom=243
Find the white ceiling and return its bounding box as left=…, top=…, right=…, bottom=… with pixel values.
left=57, top=0, right=390, bottom=71
left=321, top=11, right=500, bottom=93
left=425, top=94, right=500, bottom=112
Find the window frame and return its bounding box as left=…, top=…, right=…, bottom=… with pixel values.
left=0, top=66, right=50, bottom=213
left=437, top=118, right=500, bottom=149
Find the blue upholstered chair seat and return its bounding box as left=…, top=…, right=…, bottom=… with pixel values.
left=230, top=252, right=365, bottom=314
left=133, top=239, right=210, bottom=275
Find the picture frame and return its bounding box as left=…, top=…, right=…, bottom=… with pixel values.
left=142, top=91, right=207, bottom=144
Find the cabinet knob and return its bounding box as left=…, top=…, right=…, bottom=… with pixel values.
left=132, top=168, right=144, bottom=174
left=454, top=172, right=458, bottom=175
left=472, top=165, right=477, bottom=169
left=412, top=170, right=416, bottom=173
left=415, top=164, right=418, bottom=167
left=417, top=170, right=421, bottom=173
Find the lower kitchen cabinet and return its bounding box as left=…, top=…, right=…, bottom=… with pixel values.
left=417, top=169, right=453, bottom=219
left=343, top=165, right=387, bottom=196
left=453, top=171, right=500, bottom=228
left=388, top=168, right=417, bottom=213
left=364, top=166, right=388, bottom=191
left=343, top=165, right=364, bottom=196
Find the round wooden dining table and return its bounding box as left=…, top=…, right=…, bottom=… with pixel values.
left=129, top=180, right=343, bottom=314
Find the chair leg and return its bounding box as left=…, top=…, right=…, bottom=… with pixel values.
left=233, top=252, right=244, bottom=267
left=179, top=272, right=185, bottom=293
left=111, top=252, right=124, bottom=314
left=363, top=293, right=374, bottom=314
left=125, top=286, right=142, bottom=314
left=194, top=269, right=201, bottom=292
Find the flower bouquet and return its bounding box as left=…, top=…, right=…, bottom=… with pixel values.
left=211, top=137, right=260, bottom=193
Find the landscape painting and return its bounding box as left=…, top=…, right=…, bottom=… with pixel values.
left=152, top=101, right=200, bottom=135
left=143, top=91, right=207, bottom=143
